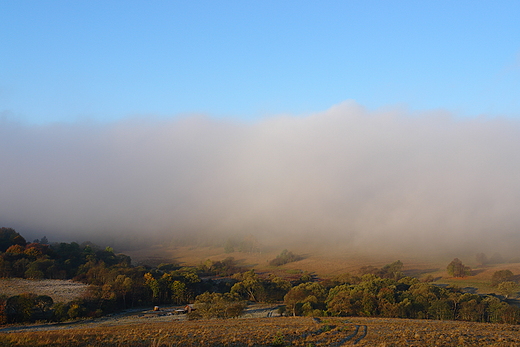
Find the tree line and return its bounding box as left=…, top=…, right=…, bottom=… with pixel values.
left=0, top=227, right=519, bottom=325
left=282, top=273, right=520, bottom=324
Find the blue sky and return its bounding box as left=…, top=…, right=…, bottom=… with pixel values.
left=1, top=1, right=520, bottom=124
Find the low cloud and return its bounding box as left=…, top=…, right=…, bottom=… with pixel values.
left=2, top=101, right=520, bottom=255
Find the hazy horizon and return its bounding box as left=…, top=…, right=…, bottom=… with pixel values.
left=2, top=101, right=520, bottom=256
left=2, top=2, right=520, bottom=258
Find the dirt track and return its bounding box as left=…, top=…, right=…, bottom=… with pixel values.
left=0, top=304, right=280, bottom=333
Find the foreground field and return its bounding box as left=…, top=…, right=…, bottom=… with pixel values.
left=1, top=316, right=520, bottom=346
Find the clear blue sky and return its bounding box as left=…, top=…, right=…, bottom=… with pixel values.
left=1, top=1, right=519, bottom=124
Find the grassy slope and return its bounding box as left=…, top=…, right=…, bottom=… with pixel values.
left=124, top=243, right=520, bottom=296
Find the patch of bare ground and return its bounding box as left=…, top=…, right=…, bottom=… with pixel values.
left=1, top=316, right=520, bottom=346
left=0, top=279, right=89, bottom=303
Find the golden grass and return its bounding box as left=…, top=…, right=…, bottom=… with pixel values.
left=2, top=316, right=520, bottom=346
left=124, top=243, right=448, bottom=276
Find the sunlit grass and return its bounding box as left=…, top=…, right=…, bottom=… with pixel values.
left=2, top=316, right=520, bottom=347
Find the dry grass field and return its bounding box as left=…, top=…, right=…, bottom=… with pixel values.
left=124, top=243, right=520, bottom=297
left=124, top=243, right=447, bottom=275
left=0, top=279, right=89, bottom=303
left=1, top=245, right=519, bottom=346
left=1, top=316, right=520, bottom=346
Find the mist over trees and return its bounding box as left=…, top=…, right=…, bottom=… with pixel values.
left=3, top=103, right=520, bottom=256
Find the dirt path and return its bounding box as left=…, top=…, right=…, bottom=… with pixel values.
left=0, top=304, right=281, bottom=333
left=328, top=323, right=368, bottom=346
left=353, top=325, right=367, bottom=344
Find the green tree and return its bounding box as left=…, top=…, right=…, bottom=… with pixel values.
left=283, top=282, right=326, bottom=316
left=113, top=275, right=133, bottom=308
left=269, top=249, right=302, bottom=266
left=326, top=285, right=361, bottom=316
left=193, top=292, right=245, bottom=319
left=497, top=281, right=519, bottom=299
left=171, top=280, right=188, bottom=304
left=428, top=299, right=452, bottom=320
left=144, top=272, right=160, bottom=303
left=6, top=294, right=35, bottom=323
left=447, top=258, right=471, bottom=277
left=231, top=270, right=265, bottom=302
left=379, top=260, right=404, bottom=280
left=491, top=269, right=514, bottom=287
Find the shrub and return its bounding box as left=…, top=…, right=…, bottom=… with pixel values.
left=491, top=269, right=514, bottom=287
left=270, top=250, right=302, bottom=266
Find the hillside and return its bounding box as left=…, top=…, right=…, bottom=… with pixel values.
left=124, top=243, right=520, bottom=297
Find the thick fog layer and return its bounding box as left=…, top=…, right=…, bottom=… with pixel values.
left=2, top=101, right=520, bottom=254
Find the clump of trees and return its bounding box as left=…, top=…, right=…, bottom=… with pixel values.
left=447, top=258, right=471, bottom=278
left=230, top=270, right=292, bottom=303
left=358, top=260, right=404, bottom=280
left=189, top=292, right=246, bottom=319
left=283, top=273, right=520, bottom=324
left=490, top=269, right=519, bottom=299
left=269, top=249, right=302, bottom=266
left=0, top=294, right=54, bottom=324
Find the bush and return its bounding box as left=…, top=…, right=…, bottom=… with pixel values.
left=269, top=250, right=302, bottom=266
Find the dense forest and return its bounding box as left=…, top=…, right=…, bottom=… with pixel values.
left=1, top=227, right=519, bottom=325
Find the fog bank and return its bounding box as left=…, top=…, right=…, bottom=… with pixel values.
left=2, top=101, right=520, bottom=255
